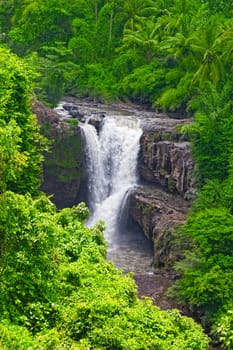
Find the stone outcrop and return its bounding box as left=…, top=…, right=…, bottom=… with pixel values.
left=127, top=113, right=195, bottom=268
left=33, top=101, right=86, bottom=208
left=33, top=100, right=60, bottom=127
left=139, top=115, right=195, bottom=199
left=128, top=187, right=190, bottom=268
left=62, top=98, right=106, bottom=132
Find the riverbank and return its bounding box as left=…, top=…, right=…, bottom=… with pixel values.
left=134, top=271, right=180, bottom=310
left=133, top=272, right=221, bottom=350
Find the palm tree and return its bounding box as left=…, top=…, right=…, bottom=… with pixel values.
left=123, top=16, right=159, bottom=62
left=123, top=0, right=159, bottom=31
left=159, top=17, right=197, bottom=65
left=191, top=16, right=224, bottom=88
left=218, top=19, right=233, bottom=67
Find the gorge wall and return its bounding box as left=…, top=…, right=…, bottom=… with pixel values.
left=128, top=114, right=195, bottom=267
left=34, top=100, right=195, bottom=268
left=34, top=101, right=86, bottom=208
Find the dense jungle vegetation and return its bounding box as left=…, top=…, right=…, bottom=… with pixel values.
left=0, top=0, right=232, bottom=349
left=0, top=47, right=209, bottom=350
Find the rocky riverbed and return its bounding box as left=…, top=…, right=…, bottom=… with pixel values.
left=134, top=271, right=178, bottom=309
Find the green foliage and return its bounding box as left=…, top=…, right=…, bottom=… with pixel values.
left=170, top=81, right=233, bottom=347
left=58, top=248, right=208, bottom=349
left=192, top=179, right=228, bottom=211
left=25, top=45, right=82, bottom=106
left=186, top=84, right=233, bottom=184
left=169, top=208, right=233, bottom=328
left=83, top=302, right=209, bottom=350
left=1, top=2, right=233, bottom=348
left=0, top=320, right=82, bottom=349
left=223, top=161, right=233, bottom=212
left=0, top=190, right=105, bottom=333
left=0, top=190, right=208, bottom=349
left=155, top=72, right=192, bottom=111
left=58, top=203, right=90, bottom=225
left=1, top=0, right=233, bottom=111
left=0, top=47, right=47, bottom=194
left=68, top=36, right=94, bottom=64
left=203, top=0, right=233, bottom=16
left=122, top=62, right=165, bottom=103
left=0, top=321, right=35, bottom=350
left=0, top=192, right=60, bottom=330
left=112, top=49, right=144, bottom=81
left=213, top=309, right=233, bottom=350
left=86, top=63, right=119, bottom=102
left=0, top=120, right=27, bottom=192
left=0, top=44, right=209, bottom=341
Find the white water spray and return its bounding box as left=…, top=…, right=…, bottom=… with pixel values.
left=80, top=115, right=142, bottom=244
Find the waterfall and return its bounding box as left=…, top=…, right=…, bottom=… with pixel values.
left=80, top=115, right=142, bottom=244
left=54, top=101, right=154, bottom=272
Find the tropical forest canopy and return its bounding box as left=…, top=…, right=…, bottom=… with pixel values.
left=0, top=0, right=233, bottom=349
left=0, top=0, right=232, bottom=108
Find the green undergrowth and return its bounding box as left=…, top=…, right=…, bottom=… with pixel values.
left=0, top=191, right=209, bottom=349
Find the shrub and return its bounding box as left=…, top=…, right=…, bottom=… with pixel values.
left=169, top=208, right=233, bottom=325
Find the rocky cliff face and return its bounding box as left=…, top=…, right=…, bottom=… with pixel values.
left=138, top=115, right=195, bottom=198
left=128, top=187, right=190, bottom=268
left=127, top=114, right=195, bottom=268
left=33, top=101, right=86, bottom=208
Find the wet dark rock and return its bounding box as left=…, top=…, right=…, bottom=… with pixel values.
left=62, top=103, right=72, bottom=112
left=133, top=271, right=190, bottom=313
left=87, top=112, right=106, bottom=133
left=69, top=105, right=84, bottom=119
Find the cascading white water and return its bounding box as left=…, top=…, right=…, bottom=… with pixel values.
left=81, top=116, right=142, bottom=244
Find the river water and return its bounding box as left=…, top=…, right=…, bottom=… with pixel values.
left=55, top=102, right=154, bottom=273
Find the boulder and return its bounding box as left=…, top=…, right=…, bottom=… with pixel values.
left=87, top=112, right=106, bottom=133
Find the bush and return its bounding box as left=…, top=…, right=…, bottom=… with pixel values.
left=155, top=72, right=192, bottom=111
left=0, top=47, right=47, bottom=194
left=213, top=309, right=233, bottom=350
left=169, top=208, right=233, bottom=325
left=86, top=63, right=120, bottom=102
left=121, top=63, right=165, bottom=104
